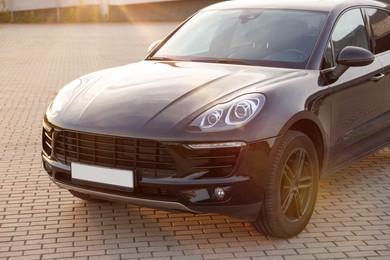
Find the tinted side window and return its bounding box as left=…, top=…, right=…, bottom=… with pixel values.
left=322, top=9, right=369, bottom=69
left=332, top=9, right=369, bottom=58
left=366, top=8, right=390, bottom=54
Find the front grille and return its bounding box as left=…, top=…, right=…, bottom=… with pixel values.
left=42, top=125, right=244, bottom=180
left=43, top=128, right=177, bottom=178
left=42, top=128, right=53, bottom=156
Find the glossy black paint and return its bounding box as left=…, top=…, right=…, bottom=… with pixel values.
left=46, top=62, right=322, bottom=142
left=43, top=0, right=390, bottom=220
left=337, top=46, right=375, bottom=66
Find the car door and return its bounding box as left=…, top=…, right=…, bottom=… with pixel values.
left=326, top=8, right=385, bottom=168
left=365, top=7, right=390, bottom=141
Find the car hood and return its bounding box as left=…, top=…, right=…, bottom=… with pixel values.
left=51, top=61, right=305, bottom=136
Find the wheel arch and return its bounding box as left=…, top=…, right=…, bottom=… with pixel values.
left=290, top=120, right=324, bottom=171
left=278, top=113, right=330, bottom=176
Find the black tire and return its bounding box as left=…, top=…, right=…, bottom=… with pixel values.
left=252, top=131, right=319, bottom=238
left=68, top=190, right=100, bottom=202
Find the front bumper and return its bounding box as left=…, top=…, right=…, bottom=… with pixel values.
left=42, top=121, right=276, bottom=221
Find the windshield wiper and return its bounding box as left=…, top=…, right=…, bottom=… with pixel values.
left=147, top=57, right=252, bottom=65
left=146, top=56, right=175, bottom=61
left=190, top=58, right=252, bottom=65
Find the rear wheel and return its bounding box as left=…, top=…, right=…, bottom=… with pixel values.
left=68, top=190, right=100, bottom=202
left=252, top=131, right=319, bottom=238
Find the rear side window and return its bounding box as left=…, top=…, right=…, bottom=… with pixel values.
left=365, top=8, right=390, bottom=54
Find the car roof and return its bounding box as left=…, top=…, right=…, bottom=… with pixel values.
left=204, top=0, right=389, bottom=13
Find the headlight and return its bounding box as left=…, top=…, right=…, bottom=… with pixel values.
left=189, top=93, right=266, bottom=132
left=49, top=78, right=82, bottom=116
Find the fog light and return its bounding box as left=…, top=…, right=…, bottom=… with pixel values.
left=214, top=187, right=225, bottom=200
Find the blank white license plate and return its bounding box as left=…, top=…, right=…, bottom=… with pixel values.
left=71, top=163, right=134, bottom=189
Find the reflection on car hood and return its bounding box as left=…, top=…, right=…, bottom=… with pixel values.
left=54, top=61, right=304, bottom=136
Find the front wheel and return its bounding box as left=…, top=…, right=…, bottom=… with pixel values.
left=252, top=131, right=319, bottom=238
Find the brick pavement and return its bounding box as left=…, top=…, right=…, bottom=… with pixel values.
left=0, top=24, right=389, bottom=260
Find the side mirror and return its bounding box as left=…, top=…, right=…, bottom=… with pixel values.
left=326, top=46, right=375, bottom=83
left=148, top=40, right=162, bottom=53
left=337, top=46, right=374, bottom=67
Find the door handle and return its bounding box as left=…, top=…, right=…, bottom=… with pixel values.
left=371, top=73, right=385, bottom=82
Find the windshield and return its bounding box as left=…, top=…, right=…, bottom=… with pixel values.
left=150, top=9, right=327, bottom=69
